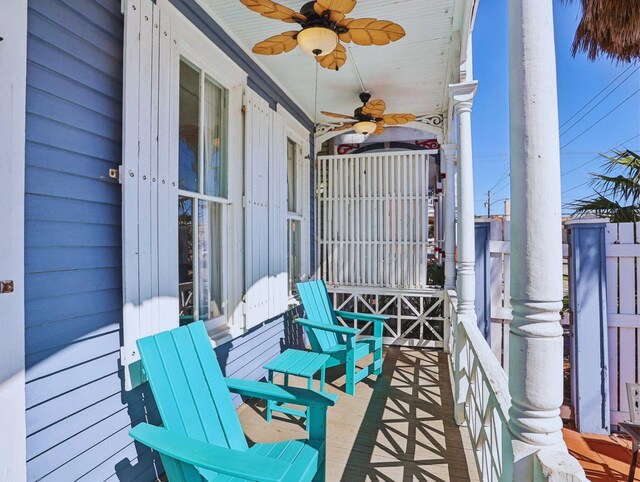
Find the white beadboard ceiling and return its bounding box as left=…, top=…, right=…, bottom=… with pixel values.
left=197, top=0, right=467, bottom=123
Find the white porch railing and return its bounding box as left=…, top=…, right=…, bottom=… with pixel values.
left=329, top=285, right=445, bottom=348
left=446, top=289, right=513, bottom=481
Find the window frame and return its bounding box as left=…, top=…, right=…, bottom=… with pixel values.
left=277, top=105, right=312, bottom=299
left=178, top=55, right=232, bottom=330
left=286, top=136, right=303, bottom=296
left=171, top=3, right=247, bottom=337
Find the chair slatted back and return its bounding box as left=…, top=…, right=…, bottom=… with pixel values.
left=137, top=322, right=248, bottom=453
left=297, top=280, right=342, bottom=351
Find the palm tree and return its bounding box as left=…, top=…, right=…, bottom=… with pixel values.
left=564, top=0, right=640, bottom=62
left=570, top=149, right=640, bottom=222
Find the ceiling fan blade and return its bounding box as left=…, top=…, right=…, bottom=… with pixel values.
left=314, top=5, right=344, bottom=22
left=362, top=99, right=386, bottom=117
left=240, top=0, right=306, bottom=23
left=371, top=122, right=385, bottom=136
left=321, top=111, right=356, bottom=120
left=332, top=123, right=355, bottom=132
left=316, top=43, right=348, bottom=71
left=338, top=18, right=405, bottom=46
left=382, top=113, right=417, bottom=125
left=314, top=0, right=356, bottom=21
left=315, top=0, right=356, bottom=14
left=252, top=31, right=299, bottom=55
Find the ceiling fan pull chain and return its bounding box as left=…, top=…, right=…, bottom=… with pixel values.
left=314, top=57, right=319, bottom=134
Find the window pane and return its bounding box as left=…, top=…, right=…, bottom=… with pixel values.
left=287, top=138, right=297, bottom=212
left=178, top=196, right=194, bottom=325
left=179, top=61, right=200, bottom=192
left=204, top=78, right=227, bottom=198
left=198, top=200, right=223, bottom=320
left=288, top=219, right=302, bottom=294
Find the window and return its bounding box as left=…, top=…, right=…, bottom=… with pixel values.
left=287, top=138, right=303, bottom=294
left=178, top=59, right=228, bottom=325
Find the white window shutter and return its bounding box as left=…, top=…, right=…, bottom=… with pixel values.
left=244, top=89, right=289, bottom=328
left=121, top=0, right=179, bottom=390
left=269, top=110, right=288, bottom=316
left=300, top=144, right=312, bottom=281
left=244, top=88, right=271, bottom=329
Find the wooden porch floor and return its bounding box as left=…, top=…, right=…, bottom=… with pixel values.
left=237, top=347, right=479, bottom=482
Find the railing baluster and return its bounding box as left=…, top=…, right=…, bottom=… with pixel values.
left=446, top=289, right=512, bottom=482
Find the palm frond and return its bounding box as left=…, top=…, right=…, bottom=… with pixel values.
left=569, top=150, right=640, bottom=222
left=568, top=194, right=640, bottom=223
left=563, top=0, right=640, bottom=62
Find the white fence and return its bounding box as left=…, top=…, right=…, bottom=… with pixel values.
left=485, top=219, right=569, bottom=375
left=605, top=222, right=640, bottom=426
left=447, top=290, right=513, bottom=481
left=316, top=151, right=432, bottom=289
left=487, top=219, right=640, bottom=428
left=487, top=220, right=511, bottom=369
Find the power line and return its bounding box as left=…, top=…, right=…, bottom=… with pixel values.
left=560, top=88, right=640, bottom=150
left=475, top=151, right=598, bottom=159
left=562, top=181, right=589, bottom=196
left=560, top=66, right=640, bottom=138
left=560, top=61, right=638, bottom=129
left=492, top=181, right=510, bottom=197
left=561, top=133, right=640, bottom=177
left=489, top=168, right=509, bottom=192
left=561, top=135, right=640, bottom=200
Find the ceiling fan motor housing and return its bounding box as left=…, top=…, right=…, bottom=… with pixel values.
left=298, top=1, right=349, bottom=34
left=300, top=1, right=318, bottom=19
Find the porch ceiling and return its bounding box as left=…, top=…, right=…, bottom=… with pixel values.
left=197, top=0, right=467, bottom=123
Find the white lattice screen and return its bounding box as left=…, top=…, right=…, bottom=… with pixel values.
left=316, top=151, right=432, bottom=289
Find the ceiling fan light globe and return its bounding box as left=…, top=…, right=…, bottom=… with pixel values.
left=353, top=121, right=378, bottom=135
left=297, top=27, right=338, bottom=56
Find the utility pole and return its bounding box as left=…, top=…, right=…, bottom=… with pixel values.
left=485, top=190, right=491, bottom=217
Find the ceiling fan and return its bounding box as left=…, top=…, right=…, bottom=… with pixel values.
left=240, top=0, right=405, bottom=70
left=321, top=92, right=417, bottom=135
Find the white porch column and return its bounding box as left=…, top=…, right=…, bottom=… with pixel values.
left=508, top=0, right=586, bottom=479
left=450, top=82, right=477, bottom=318
left=449, top=83, right=477, bottom=426
left=441, top=144, right=457, bottom=291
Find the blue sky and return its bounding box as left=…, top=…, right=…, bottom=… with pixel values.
left=471, top=1, right=640, bottom=216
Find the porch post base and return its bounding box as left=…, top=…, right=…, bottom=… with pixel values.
left=535, top=449, right=588, bottom=482
left=511, top=441, right=587, bottom=481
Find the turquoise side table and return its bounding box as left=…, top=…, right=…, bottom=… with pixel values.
left=263, top=349, right=331, bottom=429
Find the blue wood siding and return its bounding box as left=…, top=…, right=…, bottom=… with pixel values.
left=24, top=1, right=164, bottom=480
left=216, top=308, right=306, bottom=406
left=24, top=0, right=312, bottom=480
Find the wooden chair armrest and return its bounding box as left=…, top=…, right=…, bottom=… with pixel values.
left=295, top=317, right=360, bottom=336
left=129, top=423, right=289, bottom=482
left=334, top=311, right=389, bottom=323
left=226, top=377, right=338, bottom=407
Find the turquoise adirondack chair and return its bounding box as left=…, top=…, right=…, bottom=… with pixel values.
left=129, top=321, right=337, bottom=482
left=295, top=280, right=387, bottom=395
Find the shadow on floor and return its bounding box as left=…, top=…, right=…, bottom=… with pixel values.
left=339, top=348, right=472, bottom=482
left=237, top=347, right=475, bottom=482
left=564, top=427, right=638, bottom=482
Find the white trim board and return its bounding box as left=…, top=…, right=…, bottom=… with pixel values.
left=0, top=0, right=28, bottom=480
left=191, top=0, right=314, bottom=121
left=159, top=0, right=248, bottom=338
